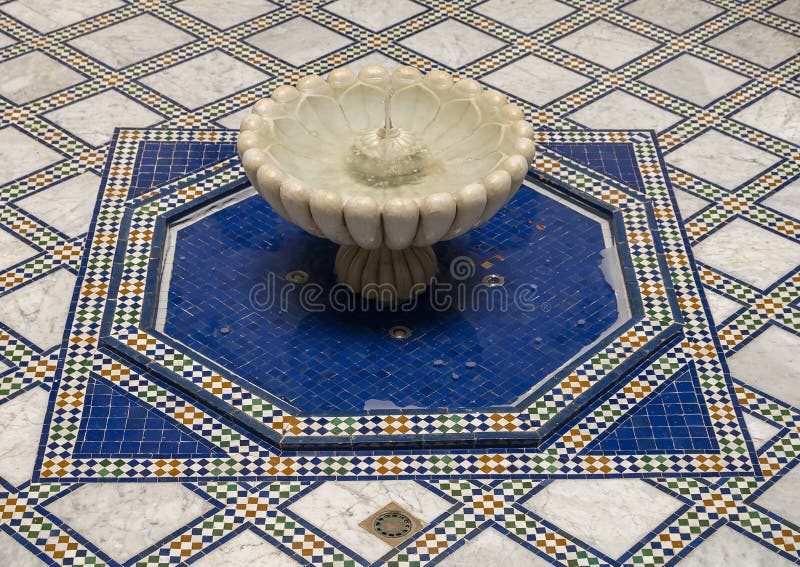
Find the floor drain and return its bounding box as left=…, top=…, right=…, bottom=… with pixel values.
left=359, top=502, right=424, bottom=545
left=285, top=270, right=309, bottom=284
left=482, top=273, right=504, bottom=287
left=389, top=325, right=411, bottom=339
left=373, top=511, right=413, bottom=538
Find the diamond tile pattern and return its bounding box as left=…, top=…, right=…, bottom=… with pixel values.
left=44, top=89, right=162, bottom=146
left=481, top=54, right=591, bottom=105
left=640, top=54, right=749, bottom=105
left=400, top=19, right=506, bottom=69
left=665, top=129, right=780, bottom=190
left=762, top=179, right=800, bottom=219
left=524, top=479, right=683, bottom=559
left=553, top=20, right=659, bottom=69
left=706, top=19, right=800, bottom=68
left=67, top=13, right=195, bottom=69
left=175, top=0, right=278, bottom=29
left=0, top=1, right=797, bottom=566
left=567, top=90, right=681, bottom=132
left=0, top=268, right=76, bottom=350
left=0, top=126, right=62, bottom=186
left=0, top=51, right=84, bottom=104
left=15, top=172, right=101, bottom=238
left=473, top=0, right=575, bottom=33
left=326, top=0, right=426, bottom=31
left=728, top=325, right=800, bottom=407
left=732, top=90, right=800, bottom=146
left=0, top=229, right=36, bottom=271
left=140, top=50, right=270, bottom=109
left=0, top=0, right=124, bottom=33
left=245, top=16, right=352, bottom=66
left=693, top=218, right=800, bottom=289
left=623, top=0, right=723, bottom=33
left=44, top=483, right=214, bottom=563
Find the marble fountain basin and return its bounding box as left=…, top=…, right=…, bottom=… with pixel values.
left=236, top=65, right=536, bottom=299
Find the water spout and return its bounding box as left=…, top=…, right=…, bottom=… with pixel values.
left=383, top=86, right=394, bottom=137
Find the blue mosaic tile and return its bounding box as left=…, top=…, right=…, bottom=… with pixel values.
left=162, top=184, right=623, bottom=414
left=73, top=378, right=225, bottom=457
left=542, top=142, right=645, bottom=193
left=588, top=363, right=719, bottom=454
left=129, top=140, right=237, bottom=199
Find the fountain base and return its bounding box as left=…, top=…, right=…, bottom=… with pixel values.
left=334, top=244, right=438, bottom=300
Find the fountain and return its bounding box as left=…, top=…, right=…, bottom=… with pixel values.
left=236, top=65, right=535, bottom=299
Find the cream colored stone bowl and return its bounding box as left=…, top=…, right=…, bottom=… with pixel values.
left=237, top=65, right=535, bottom=299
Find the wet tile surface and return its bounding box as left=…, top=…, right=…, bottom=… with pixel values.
left=0, top=1, right=797, bottom=566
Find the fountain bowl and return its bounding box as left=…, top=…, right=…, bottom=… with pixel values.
left=237, top=65, right=535, bottom=299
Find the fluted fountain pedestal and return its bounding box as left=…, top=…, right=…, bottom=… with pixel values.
left=335, top=244, right=437, bottom=300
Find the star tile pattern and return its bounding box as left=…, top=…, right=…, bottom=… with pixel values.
left=0, top=1, right=797, bottom=566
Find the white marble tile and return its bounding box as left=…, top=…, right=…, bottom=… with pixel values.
left=728, top=325, right=800, bottom=408
left=0, top=229, right=36, bottom=272
left=326, top=0, right=425, bottom=31
left=553, top=20, right=658, bottom=69
left=192, top=528, right=300, bottom=567
left=15, top=172, right=101, bottom=238
left=0, top=51, right=83, bottom=104
left=473, top=0, right=574, bottom=33
left=288, top=480, right=450, bottom=563
left=68, top=13, right=194, bottom=69
left=0, top=0, right=124, bottom=33
left=0, top=126, right=63, bottom=186
left=46, top=483, right=214, bottom=563
left=481, top=54, right=591, bottom=106
left=245, top=16, right=352, bottom=67
left=771, top=0, right=800, bottom=22
left=673, top=187, right=710, bottom=218
left=706, top=20, right=800, bottom=68
left=567, top=90, right=681, bottom=132
left=215, top=106, right=252, bottom=130
left=0, top=386, right=49, bottom=486
left=693, top=218, right=800, bottom=290
left=0, top=530, right=46, bottom=567
left=742, top=412, right=780, bottom=451
left=0, top=31, right=15, bottom=49
left=640, top=54, right=749, bottom=106
left=0, top=268, right=76, bottom=350
left=622, top=0, right=723, bottom=33
left=756, top=464, right=800, bottom=525
left=733, top=90, right=800, bottom=146
left=140, top=50, right=268, bottom=110
left=665, top=129, right=780, bottom=190
left=343, top=51, right=402, bottom=72
left=399, top=19, right=505, bottom=69
left=438, top=527, right=551, bottom=567
left=44, top=89, right=162, bottom=147
left=681, top=525, right=795, bottom=566
left=703, top=289, right=742, bottom=326
left=524, top=479, right=682, bottom=559
left=762, top=180, right=800, bottom=219
left=174, top=0, right=277, bottom=29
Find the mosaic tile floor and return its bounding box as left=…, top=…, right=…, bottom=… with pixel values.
left=0, top=0, right=798, bottom=565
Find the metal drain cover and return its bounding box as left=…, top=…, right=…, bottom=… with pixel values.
left=359, top=502, right=424, bottom=545
left=374, top=511, right=413, bottom=538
